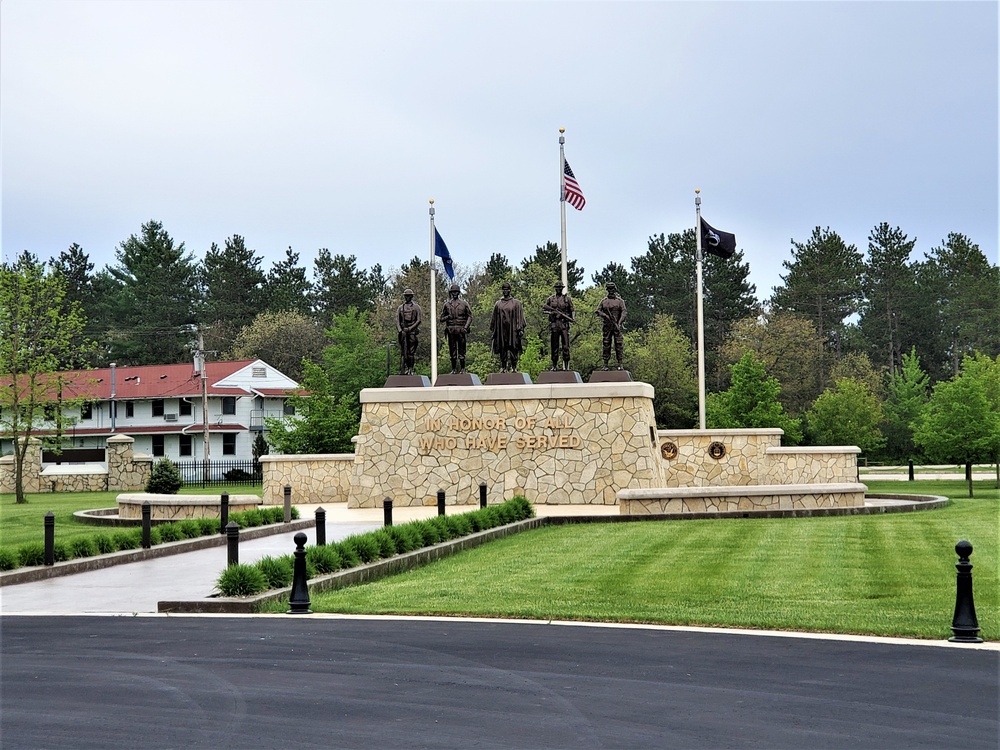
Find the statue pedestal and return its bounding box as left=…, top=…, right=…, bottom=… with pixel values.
left=383, top=375, right=431, bottom=388
left=434, top=373, right=482, bottom=387
left=485, top=372, right=533, bottom=385
left=589, top=370, right=633, bottom=383
left=537, top=371, right=583, bottom=384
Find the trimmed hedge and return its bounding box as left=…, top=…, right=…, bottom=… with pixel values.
left=0, top=503, right=301, bottom=572
left=215, top=496, right=536, bottom=598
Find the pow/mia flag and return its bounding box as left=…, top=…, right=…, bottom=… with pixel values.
left=700, top=217, right=737, bottom=259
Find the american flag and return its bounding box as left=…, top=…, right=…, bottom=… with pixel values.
left=563, top=158, right=586, bottom=210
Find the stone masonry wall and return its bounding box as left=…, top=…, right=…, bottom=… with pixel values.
left=260, top=454, right=355, bottom=506
left=348, top=382, right=660, bottom=507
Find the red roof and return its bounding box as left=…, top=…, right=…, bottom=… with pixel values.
left=1, top=360, right=296, bottom=401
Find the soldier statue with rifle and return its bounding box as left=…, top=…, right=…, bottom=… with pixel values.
left=542, top=281, right=575, bottom=370
left=595, top=281, right=627, bottom=370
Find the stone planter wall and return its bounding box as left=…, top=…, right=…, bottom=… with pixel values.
left=0, top=435, right=150, bottom=494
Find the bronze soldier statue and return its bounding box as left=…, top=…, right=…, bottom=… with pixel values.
left=395, top=288, right=422, bottom=375
left=595, top=281, right=627, bottom=370
left=490, top=282, right=525, bottom=372
left=440, top=283, right=472, bottom=373
left=542, top=281, right=575, bottom=370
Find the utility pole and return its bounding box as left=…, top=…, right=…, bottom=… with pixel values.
left=197, top=330, right=210, bottom=477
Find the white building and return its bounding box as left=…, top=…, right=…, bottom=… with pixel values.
left=1, top=359, right=299, bottom=464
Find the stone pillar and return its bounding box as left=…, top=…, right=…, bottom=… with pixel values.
left=106, top=434, right=152, bottom=491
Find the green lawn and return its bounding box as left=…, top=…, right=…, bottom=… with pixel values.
left=0, top=486, right=261, bottom=548
left=289, top=480, right=998, bottom=639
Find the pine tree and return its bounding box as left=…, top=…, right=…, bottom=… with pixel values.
left=859, top=223, right=916, bottom=375
left=202, top=235, right=267, bottom=353
left=264, top=247, right=313, bottom=316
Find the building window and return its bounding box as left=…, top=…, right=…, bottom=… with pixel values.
left=178, top=434, right=192, bottom=457
left=151, top=435, right=165, bottom=457
left=179, top=400, right=193, bottom=416
left=222, top=433, right=236, bottom=455
left=125, top=401, right=134, bottom=418
left=283, top=401, right=296, bottom=416
left=152, top=399, right=165, bottom=417
left=80, top=403, right=93, bottom=420
left=222, top=397, right=237, bottom=415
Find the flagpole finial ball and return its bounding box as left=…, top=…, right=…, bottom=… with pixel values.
left=559, top=127, right=565, bottom=133
left=429, top=199, right=434, bottom=205
left=695, top=188, right=701, bottom=194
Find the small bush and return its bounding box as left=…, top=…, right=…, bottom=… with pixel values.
left=0, top=547, right=19, bottom=570
left=370, top=529, right=398, bottom=558
left=52, top=541, right=71, bottom=562
left=239, top=509, right=265, bottom=528
left=428, top=516, right=455, bottom=541
left=445, top=514, right=473, bottom=538
left=341, top=534, right=381, bottom=564
left=466, top=509, right=488, bottom=533
left=307, top=545, right=343, bottom=574
left=17, top=542, right=45, bottom=567
left=216, top=563, right=268, bottom=597
left=412, top=520, right=441, bottom=546
left=198, top=518, right=219, bottom=536
left=384, top=525, right=416, bottom=554
left=148, top=527, right=162, bottom=546
left=146, top=458, right=183, bottom=494
left=93, top=534, right=117, bottom=555
left=261, top=507, right=283, bottom=524
left=224, top=468, right=252, bottom=482
left=178, top=520, right=202, bottom=539
left=69, top=537, right=98, bottom=559
left=255, top=555, right=294, bottom=589
left=157, top=524, right=184, bottom=543
left=332, top=541, right=361, bottom=569
left=112, top=530, right=141, bottom=550
left=508, top=496, right=535, bottom=520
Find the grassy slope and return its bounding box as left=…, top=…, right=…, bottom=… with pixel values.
left=296, top=480, right=998, bottom=639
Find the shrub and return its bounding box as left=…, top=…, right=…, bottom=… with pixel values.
left=224, top=468, right=253, bottom=482
left=52, top=541, right=71, bottom=562
left=341, top=534, right=381, bottom=564
left=216, top=563, right=268, bottom=597
left=69, top=537, right=98, bottom=559
left=198, top=518, right=219, bottom=536
left=17, top=542, right=45, bottom=567
left=384, top=525, right=416, bottom=554
left=238, top=509, right=265, bottom=528
left=0, top=547, right=19, bottom=570
left=307, top=545, right=343, bottom=575
left=93, top=534, right=117, bottom=555
left=466, top=509, right=488, bottom=533
left=148, top=527, right=162, bottom=546
left=146, top=458, right=183, bottom=494
left=112, top=530, right=141, bottom=550
left=158, top=524, right=184, bottom=543
left=428, top=516, right=454, bottom=542
left=370, top=529, right=398, bottom=558
left=445, top=514, right=473, bottom=538
left=261, top=507, right=283, bottom=524
left=255, top=555, right=294, bottom=589
left=412, top=519, right=441, bottom=546
left=178, top=520, right=202, bottom=539
left=332, top=541, right=361, bottom=569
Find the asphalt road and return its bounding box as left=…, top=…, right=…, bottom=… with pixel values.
left=2, top=616, right=997, bottom=749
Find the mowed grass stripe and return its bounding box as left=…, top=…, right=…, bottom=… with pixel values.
left=300, top=485, right=997, bottom=639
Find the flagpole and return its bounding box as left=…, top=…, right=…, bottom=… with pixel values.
left=558, top=128, right=569, bottom=290
left=695, top=188, right=707, bottom=430
left=429, top=200, right=438, bottom=384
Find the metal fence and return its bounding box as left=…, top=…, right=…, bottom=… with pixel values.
left=173, top=459, right=262, bottom=488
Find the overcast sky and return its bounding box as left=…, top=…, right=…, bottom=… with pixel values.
left=2, top=0, right=997, bottom=302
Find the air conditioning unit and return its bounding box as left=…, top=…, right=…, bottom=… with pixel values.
left=164, top=413, right=178, bottom=422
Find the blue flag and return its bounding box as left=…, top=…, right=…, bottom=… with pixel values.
left=434, top=228, right=454, bottom=280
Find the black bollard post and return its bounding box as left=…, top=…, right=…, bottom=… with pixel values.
left=44, top=512, right=55, bottom=566
left=226, top=521, right=240, bottom=567
left=479, top=482, right=487, bottom=509
left=949, top=539, right=983, bottom=643
left=287, top=532, right=312, bottom=614
left=437, top=489, right=446, bottom=516
left=315, top=507, right=326, bottom=546
left=283, top=484, right=292, bottom=523
left=141, top=501, right=151, bottom=549
left=383, top=498, right=393, bottom=527
left=220, top=492, right=229, bottom=535
left=908, top=460, right=914, bottom=482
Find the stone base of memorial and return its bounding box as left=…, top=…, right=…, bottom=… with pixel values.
left=348, top=381, right=661, bottom=508
left=484, top=372, right=533, bottom=385
left=589, top=370, right=633, bottom=383
left=384, top=375, right=431, bottom=388
left=434, top=373, right=482, bottom=387
left=536, top=370, right=583, bottom=384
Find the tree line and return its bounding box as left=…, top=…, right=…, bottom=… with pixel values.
left=3, top=218, right=999, bottom=468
